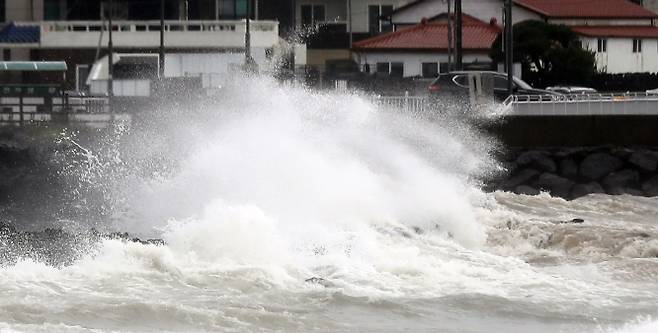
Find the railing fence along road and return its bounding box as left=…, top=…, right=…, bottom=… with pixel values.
left=504, top=92, right=658, bottom=116
left=0, top=95, right=121, bottom=125
left=375, top=92, right=658, bottom=116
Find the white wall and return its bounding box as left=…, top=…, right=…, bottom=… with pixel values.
left=165, top=49, right=269, bottom=86
left=549, top=19, right=654, bottom=26
left=391, top=0, right=540, bottom=26
left=353, top=51, right=491, bottom=77
left=582, top=37, right=658, bottom=73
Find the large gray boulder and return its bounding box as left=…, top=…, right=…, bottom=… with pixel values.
left=514, top=185, right=540, bottom=196
left=516, top=151, right=557, bottom=173
left=559, top=158, right=578, bottom=178
left=642, top=176, right=658, bottom=197
left=535, top=173, right=574, bottom=198
left=571, top=182, right=606, bottom=198
left=504, top=168, right=540, bottom=189
left=602, top=169, right=640, bottom=192
left=628, top=151, right=658, bottom=172
left=579, top=153, right=623, bottom=180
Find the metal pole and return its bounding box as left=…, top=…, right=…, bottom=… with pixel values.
left=107, top=0, right=113, bottom=113
left=159, top=0, right=165, bottom=79
left=348, top=0, right=353, bottom=48
left=454, top=0, right=462, bottom=70
left=506, top=0, right=513, bottom=95
left=245, top=0, right=251, bottom=61
left=447, top=0, right=453, bottom=72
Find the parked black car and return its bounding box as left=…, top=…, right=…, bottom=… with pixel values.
left=428, top=71, right=558, bottom=101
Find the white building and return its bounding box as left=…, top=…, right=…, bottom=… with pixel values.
left=0, top=0, right=280, bottom=90
left=384, top=0, right=658, bottom=74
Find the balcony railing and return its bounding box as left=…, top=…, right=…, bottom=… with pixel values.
left=14, top=20, right=279, bottom=49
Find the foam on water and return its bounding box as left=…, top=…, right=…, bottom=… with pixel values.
left=1, top=76, right=658, bottom=332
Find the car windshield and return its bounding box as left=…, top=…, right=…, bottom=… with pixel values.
left=512, top=77, right=533, bottom=90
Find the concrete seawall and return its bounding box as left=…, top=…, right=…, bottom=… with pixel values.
left=487, top=115, right=658, bottom=147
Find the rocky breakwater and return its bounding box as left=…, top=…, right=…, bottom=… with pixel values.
left=493, top=147, right=658, bottom=199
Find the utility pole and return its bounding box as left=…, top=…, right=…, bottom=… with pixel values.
left=159, top=0, right=165, bottom=79
left=348, top=0, right=353, bottom=48
left=505, top=0, right=513, bottom=95
left=454, top=0, right=462, bottom=70
left=244, top=0, right=256, bottom=72
left=107, top=0, right=113, bottom=112
left=447, top=0, right=453, bottom=72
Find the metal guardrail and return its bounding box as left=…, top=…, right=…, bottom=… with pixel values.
left=374, top=93, right=430, bottom=113
left=0, top=96, right=111, bottom=125
left=29, top=19, right=278, bottom=33
left=504, top=92, right=658, bottom=116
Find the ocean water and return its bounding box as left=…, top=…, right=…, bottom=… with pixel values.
left=0, top=77, right=657, bottom=333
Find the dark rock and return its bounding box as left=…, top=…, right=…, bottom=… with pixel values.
left=559, top=158, right=578, bottom=178
left=535, top=173, right=574, bottom=198
left=629, top=152, right=658, bottom=172
left=602, top=169, right=640, bottom=190
left=514, top=185, right=540, bottom=195
left=305, top=277, right=332, bottom=287
left=516, top=151, right=557, bottom=173
left=642, top=176, right=658, bottom=197
left=146, top=239, right=166, bottom=246
left=611, top=147, right=634, bottom=159
left=560, top=218, right=584, bottom=224
left=607, top=187, right=643, bottom=196
left=571, top=182, right=605, bottom=198
left=579, top=153, right=623, bottom=180
left=504, top=168, right=540, bottom=189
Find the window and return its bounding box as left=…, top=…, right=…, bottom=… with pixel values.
left=493, top=75, right=515, bottom=90
left=43, top=0, right=60, bottom=20
left=1, top=0, right=5, bottom=22
left=76, top=65, right=90, bottom=92
left=376, top=62, right=404, bottom=76
left=452, top=75, right=468, bottom=87
left=376, top=62, right=389, bottom=73
left=368, top=5, right=394, bottom=34
left=301, top=4, right=325, bottom=27
left=2, top=49, right=9, bottom=61
left=422, top=63, right=439, bottom=78
left=597, top=38, right=607, bottom=53
left=633, top=39, right=642, bottom=53
left=439, top=62, right=450, bottom=73
left=390, top=62, right=403, bottom=77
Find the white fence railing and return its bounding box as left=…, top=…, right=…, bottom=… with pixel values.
left=374, top=93, right=430, bottom=113
left=15, top=19, right=279, bottom=49
left=505, top=92, right=658, bottom=116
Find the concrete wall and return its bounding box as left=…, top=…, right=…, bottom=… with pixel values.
left=582, top=37, right=658, bottom=73
left=5, top=0, right=42, bottom=21
left=353, top=51, right=491, bottom=77
left=306, top=49, right=351, bottom=68
left=642, top=0, right=658, bottom=13
left=549, top=18, right=654, bottom=26
left=488, top=115, right=658, bottom=147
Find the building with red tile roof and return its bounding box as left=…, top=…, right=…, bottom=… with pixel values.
left=352, top=16, right=500, bottom=78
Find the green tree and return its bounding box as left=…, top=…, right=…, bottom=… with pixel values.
left=490, top=20, right=596, bottom=88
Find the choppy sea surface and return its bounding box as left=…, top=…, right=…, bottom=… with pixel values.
left=1, top=78, right=656, bottom=332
